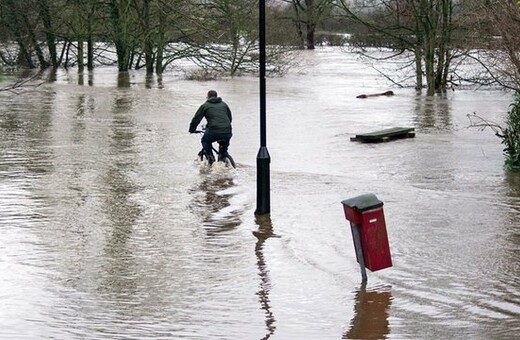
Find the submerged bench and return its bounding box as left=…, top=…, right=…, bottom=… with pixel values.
left=351, top=127, right=415, bottom=143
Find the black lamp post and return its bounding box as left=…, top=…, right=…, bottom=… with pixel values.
left=255, top=0, right=270, bottom=215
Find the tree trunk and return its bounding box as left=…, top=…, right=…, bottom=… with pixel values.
left=109, top=0, right=132, bottom=71
left=22, top=13, right=48, bottom=69
left=4, top=0, right=35, bottom=68
left=141, top=0, right=154, bottom=74
left=87, top=13, right=94, bottom=70
left=155, top=9, right=166, bottom=74
left=38, top=0, right=58, bottom=68
left=291, top=1, right=305, bottom=49
left=425, top=49, right=436, bottom=96
left=305, top=0, right=316, bottom=49
left=306, top=24, right=315, bottom=49
left=414, top=45, right=423, bottom=91
left=78, top=38, right=84, bottom=72
left=87, top=35, right=94, bottom=70
left=438, top=0, right=452, bottom=92
left=15, top=38, right=35, bottom=69
left=63, top=41, right=70, bottom=67
left=417, top=0, right=436, bottom=95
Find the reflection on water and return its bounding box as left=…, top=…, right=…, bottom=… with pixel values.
left=100, top=93, right=142, bottom=297
left=0, top=88, right=55, bottom=176
left=505, top=171, right=520, bottom=199
left=344, top=284, right=392, bottom=340
left=145, top=73, right=164, bottom=89
left=253, top=214, right=277, bottom=340
left=191, top=165, right=242, bottom=233
left=503, top=172, right=520, bottom=274
left=47, top=68, right=58, bottom=83
left=413, top=93, right=452, bottom=131
left=117, top=71, right=131, bottom=88
left=77, top=71, right=94, bottom=86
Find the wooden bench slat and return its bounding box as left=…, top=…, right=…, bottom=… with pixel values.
left=351, top=127, right=415, bottom=143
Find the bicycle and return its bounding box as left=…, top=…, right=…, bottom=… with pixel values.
left=194, top=130, right=236, bottom=169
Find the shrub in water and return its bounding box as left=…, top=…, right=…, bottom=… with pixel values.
left=503, top=91, right=520, bottom=170
left=467, top=91, right=520, bottom=171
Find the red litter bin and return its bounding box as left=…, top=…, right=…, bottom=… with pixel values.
left=342, top=194, right=392, bottom=280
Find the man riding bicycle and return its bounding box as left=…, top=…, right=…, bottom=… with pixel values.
left=189, top=90, right=233, bottom=165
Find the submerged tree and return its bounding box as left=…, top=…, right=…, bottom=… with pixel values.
left=106, top=0, right=136, bottom=71
left=1, top=0, right=38, bottom=68
left=63, top=0, right=102, bottom=71
left=187, top=0, right=260, bottom=76
left=335, top=0, right=457, bottom=95
left=460, top=0, right=520, bottom=90
left=466, top=1, right=520, bottom=171
left=177, top=0, right=296, bottom=77
left=37, top=0, right=58, bottom=69
left=0, top=0, right=297, bottom=75
left=282, top=0, right=335, bottom=49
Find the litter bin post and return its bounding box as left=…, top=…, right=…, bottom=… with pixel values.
left=350, top=222, right=367, bottom=282
left=342, top=194, right=392, bottom=283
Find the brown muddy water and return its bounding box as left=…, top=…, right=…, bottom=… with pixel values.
left=0, top=47, right=519, bottom=339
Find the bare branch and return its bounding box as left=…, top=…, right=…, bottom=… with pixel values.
left=0, top=73, right=44, bottom=94
left=466, top=112, right=505, bottom=136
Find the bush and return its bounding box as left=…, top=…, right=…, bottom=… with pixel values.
left=315, top=33, right=347, bottom=46
left=184, top=68, right=219, bottom=81
left=467, top=91, right=520, bottom=171
left=503, top=91, right=520, bottom=170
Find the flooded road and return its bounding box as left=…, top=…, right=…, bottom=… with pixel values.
left=1, top=47, right=519, bottom=339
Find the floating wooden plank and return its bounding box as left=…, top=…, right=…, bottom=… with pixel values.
left=351, top=127, right=415, bottom=143
left=356, top=90, right=394, bottom=99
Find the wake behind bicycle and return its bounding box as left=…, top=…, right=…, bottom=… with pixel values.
left=194, top=130, right=236, bottom=168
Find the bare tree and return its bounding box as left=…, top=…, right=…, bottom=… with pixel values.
left=460, top=0, right=520, bottom=90
left=186, top=0, right=260, bottom=76
left=37, top=0, right=58, bottom=69
left=464, top=1, right=520, bottom=170
left=1, top=0, right=38, bottom=68
left=0, top=0, right=296, bottom=75
left=336, top=0, right=457, bottom=95
left=61, top=0, right=99, bottom=71
left=282, top=0, right=334, bottom=49
left=132, top=0, right=181, bottom=74
left=105, top=0, right=136, bottom=71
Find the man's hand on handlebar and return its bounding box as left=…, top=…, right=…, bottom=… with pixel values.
left=189, top=125, right=205, bottom=134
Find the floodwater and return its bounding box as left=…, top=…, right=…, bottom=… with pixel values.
left=1, top=47, right=519, bottom=339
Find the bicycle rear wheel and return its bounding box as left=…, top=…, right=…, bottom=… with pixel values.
left=222, top=154, right=236, bottom=168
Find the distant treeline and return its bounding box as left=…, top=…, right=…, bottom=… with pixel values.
left=0, top=0, right=347, bottom=76
left=1, top=0, right=519, bottom=93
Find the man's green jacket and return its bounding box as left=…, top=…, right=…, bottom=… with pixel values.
left=189, top=97, right=232, bottom=134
